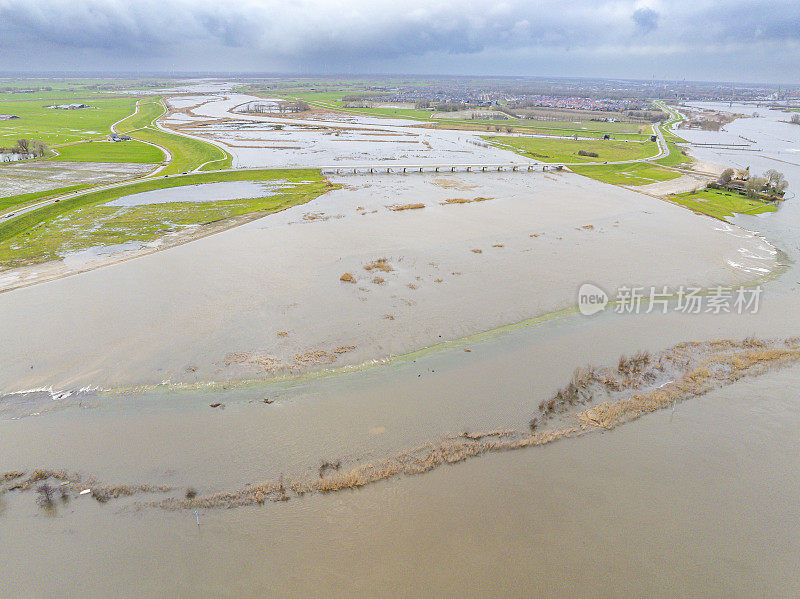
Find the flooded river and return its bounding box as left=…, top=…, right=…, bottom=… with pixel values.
left=2, top=105, right=800, bottom=597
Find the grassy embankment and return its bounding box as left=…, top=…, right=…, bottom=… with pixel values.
left=116, top=97, right=232, bottom=174
left=0, top=185, right=93, bottom=214
left=482, top=135, right=660, bottom=163
left=0, top=169, right=332, bottom=268
left=669, top=187, right=777, bottom=220
left=653, top=103, right=693, bottom=168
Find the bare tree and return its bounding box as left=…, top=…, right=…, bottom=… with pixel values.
left=745, top=177, right=766, bottom=199
left=791, top=113, right=800, bottom=125
left=15, top=139, right=30, bottom=154
left=764, top=169, right=788, bottom=194
left=717, top=168, right=734, bottom=185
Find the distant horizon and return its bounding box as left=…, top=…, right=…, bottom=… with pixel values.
left=1, top=72, right=799, bottom=90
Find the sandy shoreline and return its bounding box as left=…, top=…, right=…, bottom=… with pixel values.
left=0, top=170, right=779, bottom=394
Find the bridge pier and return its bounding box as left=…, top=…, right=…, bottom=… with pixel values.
left=419, top=167, right=423, bottom=173
left=466, top=166, right=471, bottom=172
left=403, top=167, right=407, bottom=173
left=451, top=166, right=455, bottom=172
left=435, top=167, right=439, bottom=173
left=482, top=166, right=486, bottom=172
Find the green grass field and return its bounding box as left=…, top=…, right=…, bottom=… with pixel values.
left=0, top=169, right=333, bottom=267
left=670, top=187, right=778, bottom=220
left=571, top=162, right=681, bottom=186
left=0, top=97, right=138, bottom=147
left=116, top=97, right=232, bottom=174
left=483, top=135, right=660, bottom=163
left=431, top=121, right=651, bottom=140
left=52, top=140, right=165, bottom=163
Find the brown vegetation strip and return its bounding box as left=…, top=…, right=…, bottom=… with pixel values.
left=442, top=197, right=493, bottom=204
left=390, top=203, right=425, bottom=211
left=5, top=338, right=799, bottom=511
left=157, top=337, right=800, bottom=509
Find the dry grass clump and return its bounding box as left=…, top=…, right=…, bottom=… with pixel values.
left=492, top=244, right=504, bottom=248
left=407, top=283, right=418, bottom=290
left=293, top=349, right=337, bottom=367
left=1, top=470, right=173, bottom=506
left=364, top=258, right=393, bottom=272
left=372, top=277, right=385, bottom=285
left=578, top=224, right=595, bottom=230
left=1, top=472, right=24, bottom=483
left=318, top=460, right=342, bottom=478
left=340, top=272, right=355, bottom=283
left=471, top=249, right=482, bottom=254
left=390, top=203, right=425, bottom=211
left=383, top=314, right=395, bottom=320
left=442, top=197, right=493, bottom=205
left=277, top=330, right=289, bottom=337
left=431, top=178, right=478, bottom=190
left=434, top=278, right=443, bottom=283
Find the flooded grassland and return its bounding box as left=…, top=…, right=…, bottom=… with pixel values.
left=2, top=101, right=800, bottom=597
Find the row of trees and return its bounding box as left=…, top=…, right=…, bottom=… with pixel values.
left=718, top=168, right=789, bottom=198
left=0, top=138, right=47, bottom=157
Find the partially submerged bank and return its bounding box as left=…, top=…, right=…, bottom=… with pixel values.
left=0, top=168, right=335, bottom=289
left=3, top=337, right=799, bottom=510
left=0, top=171, right=782, bottom=395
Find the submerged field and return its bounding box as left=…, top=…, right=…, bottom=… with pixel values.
left=278, top=90, right=651, bottom=136
left=0, top=169, right=333, bottom=268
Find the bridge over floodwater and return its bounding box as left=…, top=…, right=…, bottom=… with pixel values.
left=319, top=163, right=565, bottom=176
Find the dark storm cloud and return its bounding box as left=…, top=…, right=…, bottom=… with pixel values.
left=0, top=0, right=798, bottom=81
left=632, top=7, right=659, bottom=32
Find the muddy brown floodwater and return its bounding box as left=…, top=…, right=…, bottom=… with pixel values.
left=2, top=105, right=800, bottom=597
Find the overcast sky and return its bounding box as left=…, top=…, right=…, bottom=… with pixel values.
left=1, top=0, right=798, bottom=84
